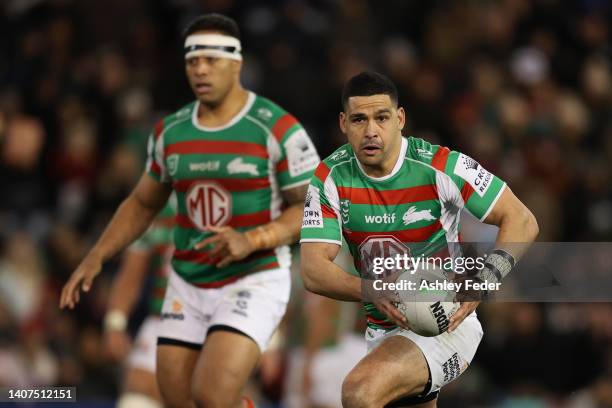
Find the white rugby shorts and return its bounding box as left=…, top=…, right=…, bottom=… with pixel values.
left=365, top=312, right=483, bottom=396
left=157, top=268, right=290, bottom=352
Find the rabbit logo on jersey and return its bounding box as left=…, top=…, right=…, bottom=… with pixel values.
left=302, top=185, right=323, bottom=228
left=454, top=153, right=493, bottom=197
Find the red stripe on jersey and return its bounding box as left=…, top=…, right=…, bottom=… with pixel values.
left=366, top=315, right=391, bottom=324
left=276, top=159, right=289, bottom=172
left=314, top=162, right=331, bottom=182
left=366, top=315, right=395, bottom=327
left=460, top=182, right=475, bottom=203
left=176, top=210, right=270, bottom=229
left=231, top=209, right=271, bottom=228
left=175, top=214, right=194, bottom=229
left=174, top=248, right=275, bottom=265
left=321, top=204, right=337, bottom=219
left=149, top=160, right=161, bottom=176
left=431, top=146, right=450, bottom=171
left=344, top=221, right=443, bottom=246
left=173, top=177, right=270, bottom=193
left=165, top=140, right=268, bottom=159
left=336, top=185, right=438, bottom=205
left=154, top=120, right=164, bottom=140
left=272, top=114, right=298, bottom=142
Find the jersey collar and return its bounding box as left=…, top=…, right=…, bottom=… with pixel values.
left=192, top=91, right=255, bottom=132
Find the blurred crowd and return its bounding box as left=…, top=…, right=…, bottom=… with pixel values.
left=1, top=0, right=612, bottom=406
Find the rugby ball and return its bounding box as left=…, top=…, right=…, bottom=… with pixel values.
left=394, top=266, right=460, bottom=337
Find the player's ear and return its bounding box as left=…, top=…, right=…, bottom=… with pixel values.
left=397, top=106, right=406, bottom=130
left=339, top=111, right=347, bottom=134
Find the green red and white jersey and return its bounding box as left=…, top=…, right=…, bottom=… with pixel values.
left=129, top=197, right=176, bottom=315
left=146, top=92, right=319, bottom=287
left=300, top=136, right=506, bottom=329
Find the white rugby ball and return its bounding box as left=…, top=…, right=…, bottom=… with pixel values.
left=394, top=266, right=460, bottom=337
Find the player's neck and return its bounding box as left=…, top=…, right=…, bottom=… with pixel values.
left=196, top=85, right=249, bottom=128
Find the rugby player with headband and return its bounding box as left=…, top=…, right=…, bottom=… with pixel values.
left=184, top=33, right=243, bottom=61
left=61, top=13, right=320, bottom=408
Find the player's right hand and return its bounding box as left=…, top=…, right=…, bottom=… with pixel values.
left=372, top=296, right=409, bottom=330
left=104, top=330, right=131, bottom=361
left=60, top=254, right=103, bottom=309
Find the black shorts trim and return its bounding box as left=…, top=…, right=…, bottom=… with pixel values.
left=157, top=337, right=202, bottom=350
left=385, top=390, right=439, bottom=407
left=207, top=324, right=256, bottom=345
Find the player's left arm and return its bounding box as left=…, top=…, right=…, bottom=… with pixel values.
left=449, top=187, right=539, bottom=331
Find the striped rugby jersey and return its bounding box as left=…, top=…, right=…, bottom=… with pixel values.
left=300, top=136, right=506, bottom=329
left=146, top=92, right=319, bottom=286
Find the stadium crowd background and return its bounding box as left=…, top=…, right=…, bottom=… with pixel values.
left=1, top=0, right=612, bottom=406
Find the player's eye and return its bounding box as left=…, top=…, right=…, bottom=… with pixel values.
left=206, top=57, right=219, bottom=64
left=377, top=115, right=389, bottom=122
left=352, top=117, right=366, bottom=123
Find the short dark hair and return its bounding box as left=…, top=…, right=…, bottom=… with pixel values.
left=341, top=71, right=398, bottom=109
left=182, top=13, right=241, bottom=41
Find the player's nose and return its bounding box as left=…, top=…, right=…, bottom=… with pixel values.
left=193, top=58, right=211, bottom=75
left=364, top=119, right=378, bottom=138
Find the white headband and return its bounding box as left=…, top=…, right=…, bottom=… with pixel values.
left=184, top=34, right=242, bottom=61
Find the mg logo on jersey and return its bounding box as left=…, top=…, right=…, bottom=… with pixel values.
left=364, top=213, right=396, bottom=224
left=402, top=206, right=435, bottom=225
left=358, top=235, right=410, bottom=278
left=186, top=182, right=232, bottom=230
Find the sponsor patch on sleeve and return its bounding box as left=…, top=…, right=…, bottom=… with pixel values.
left=302, top=185, right=323, bottom=228
left=283, top=129, right=320, bottom=177
left=453, top=153, right=493, bottom=197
